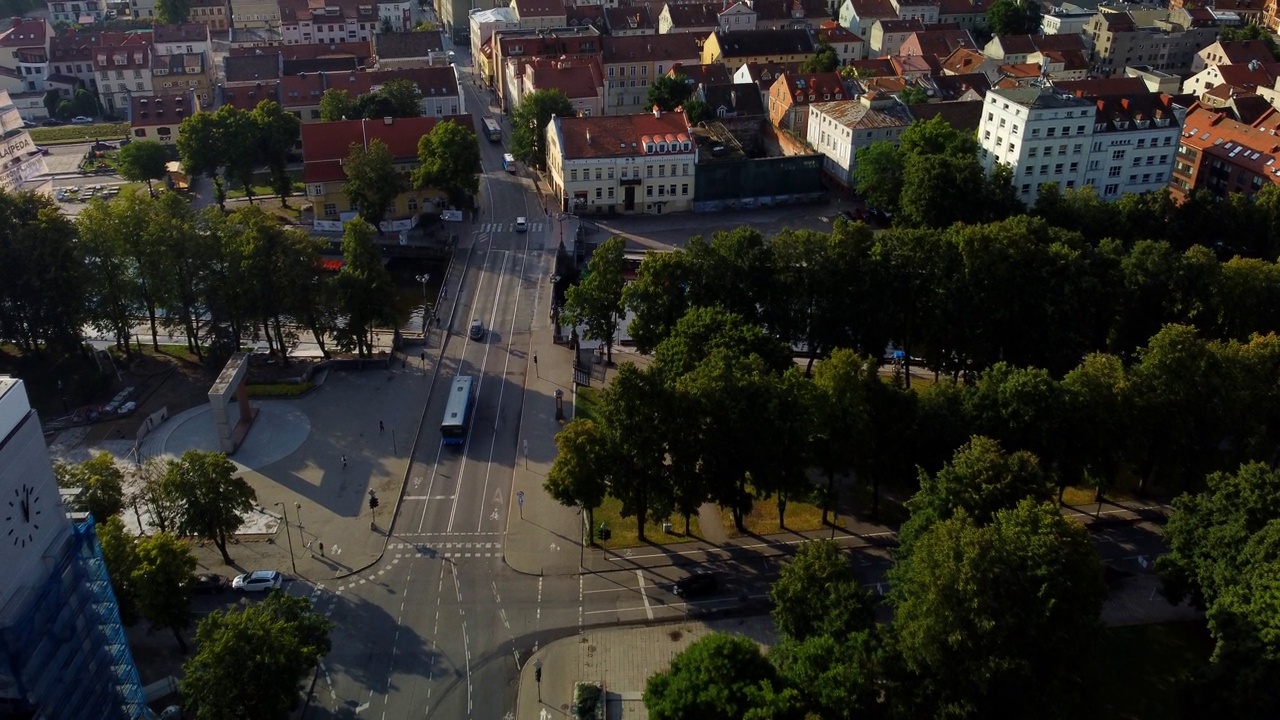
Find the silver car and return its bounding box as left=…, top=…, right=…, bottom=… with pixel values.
left=231, top=570, right=283, bottom=592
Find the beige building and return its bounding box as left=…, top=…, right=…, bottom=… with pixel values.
left=602, top=33, right=701, bottom=115
left=1081, top=8, right=1220, bottom=78
left=231, top=0, right=283, bottom=28
left=189, top=0, right=231, bottom=30
left=512, top=0, right=567, bottom=30
left=546, top=108, right=697, bottom=215
left=701, top=28, right=816, bottom=71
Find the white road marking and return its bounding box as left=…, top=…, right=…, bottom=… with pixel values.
left=636, top=570, right=654, bottom=620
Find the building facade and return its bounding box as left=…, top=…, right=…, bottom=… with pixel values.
left=1170, top=102, right=1280, bottom=201
left=1081, top=9, right=1219, bottom=78
left=806, top=93, right=913, bottom=188
left=47, top=0, right=107, bottom=25
left=0, top=377, right=148, bottom=720
left=546, top=108, right=697, bottom=214
left=602, top=33, right=700, bottom=115
left=978, top=85, right=1180, bottom=205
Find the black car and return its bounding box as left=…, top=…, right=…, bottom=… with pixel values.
left=188, top=572, right=230, bottom=594
left=673, top=571, right=719, bottom=599
left=41, top=119, right=65, bottom=127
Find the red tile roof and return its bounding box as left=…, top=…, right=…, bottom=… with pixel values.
left=1214, top=61, right=1280, bottom=92
left=1053, top=77, right=1149, bottom=97
left=302, top=115, right=475, bottom=182
left=1180, top=102, right=1280, bottom=182
left=553, top=111, right=692, bottom=159
left=130, top=93, right=193, bottom=126
left=229, top=40, right=371, bottom=59
left=774, top=71, right=849, bottom=104
left=602, top=33, right=700, bottom=65
left=0, top=18, right=46, bottom=49
left=512, top=0, right=565, bottom=18
left=1205, top=40, right=1276, bottom=66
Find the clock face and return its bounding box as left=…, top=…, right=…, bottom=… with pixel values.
left=4, top=483, right=42, bottom=549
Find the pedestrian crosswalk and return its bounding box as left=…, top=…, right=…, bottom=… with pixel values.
left=477, top=221, right=546, bottom=233
left=389, top=540, right=503, bottom=559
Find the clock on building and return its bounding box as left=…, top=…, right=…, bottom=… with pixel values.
left=4, top=483, right=42, bottom=548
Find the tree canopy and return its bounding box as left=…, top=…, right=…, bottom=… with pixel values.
left=509, top=89, right=573, bottom=170
left=644, top=633, right=798, bottom=720
left=342, top=139, right=405, bottom=229
left=161, top=450, right=256, bottom=564
left=54, top=452, right=125, bottom=523
left=116, top=140, right=170, bottom=197
left=414, top=117, right=481, bottom=207
left=647, top=74, right=694, bottom=111
left=562, top=236, right=628, bottom=363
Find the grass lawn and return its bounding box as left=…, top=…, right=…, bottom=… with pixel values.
left=573, top=385, right=602, bottom=423
left=227, top=183, right=304, bottom=200
left=590, top=495, right=701, bottom=550
left=1092, top=620, right=1213, bottom=720
left=28, top=123, right=130, bottom=144
left=720, top=498, right=845, bottom=538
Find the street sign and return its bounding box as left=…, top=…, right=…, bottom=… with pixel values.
left=517, top=491, right=525, bottom=507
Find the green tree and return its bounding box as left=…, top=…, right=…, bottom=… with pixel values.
left=180, top=593, right=333, bottom=720
left=598, top=364, right=676, bottom=541
left=97, top=516, right=140, bottom=626
left=54, top=451, right=125, bottom=523
left=622, top=249, right=694, bottom=353
left=251, top=100, right=301, bottom=206
left=647, top=74, right=693, bottom=111
left=1060, top=353, right=1135, bottom=502
left=852, top=141, right=902, bottom=213
left=132, top=456, right=182, bottom=535
left=213, top=104, right=262, bottom=203
left=644, top=633, right=798, bottom=720
left=652, top=307, right=791, bottom=386
left=116, top=139, right=170, bottom=197
left=161, top=450, right=256, bottom=565
left=985, top=0, right=1041, bottom=35
left=132, top=532, right=197, bottom=652
left=899, top=436, right=1051, bottom=553
left=800, top=41, right=839, bottom=73
left=898, top=84, right=929, bottom=104
left=356, top=78, right=423, bottom=118
left=888, top=500, right=1106, bottom=720
left=684, top=98, right=711, bottom=124
left=55, top=99, right=73, bottom=120
left=898, top=151, right=992, bottom=228
left=509, top=89, right=573, bottom=170
left=156, top=0, right=192, bottom=24
left=811, top=349, right=874, bottom=524
left=0, top=190, right=88, bottom=353
left=177, top=111, right=227, bottom=209
left=562, top=236, right=627, bottom=363
left=770, top=631, right=883, bottom=720
left=335, top=220, right=395, bottom=357
left=413, top=117, right=481, bottom=207
left=342, top=139, right=405, bottom=230
left=318, top=88, right=357, bottom=121
left=78, top=196, right=142, bottom=357
left=770, top=539, right=874, bottom=641
left=73, top=87, right=99, bottom=117
left=545, top=419, right=611, bottom=544
left=42, top=89, right=59, bottom=116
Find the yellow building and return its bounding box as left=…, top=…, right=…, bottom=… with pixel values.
left=700, top=28, right=817, bottom=72
left=301, top=115, right=474, bottom=232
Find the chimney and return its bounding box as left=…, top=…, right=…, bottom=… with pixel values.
left=653, top=104, right=661, bottom=117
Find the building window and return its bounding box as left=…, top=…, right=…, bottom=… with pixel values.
left=310, top=109, right=320, bottom=119
left=1058, top=145, right=1067, bottom=156
left=1024, top=165, right=1033, bottom=175
left=571, top=169, right=578, bottom=181
left=681, top=184, right=688, bottom=195
left=1040, top=165, right=1048, bottom=175
left=595, top=168, right=601, bottom=180
left=596, top=187, right=602, bottom=199
left=324, top=203, right=337, bottom=216
left=1109, top=166, right=1121, bottom=177
left=1104, top=183, right=1119, bottom=195
left=658, top=185, right=665, bottom=196
left=646, top=186, right=653, bottom=197
left=1028, top=147, right=1037, bottom=158
left=607, top=166, right=614, bottom=179
left=1020, top=183, right=1031, bottom=193
left=408, top=198, right=419, bottom=211
left=1112, top=149, right=1125, bottom=160
left=1055, top=164, right=1063, bottom=174
left=607, top=187, right=614, bottom=198
left=646, top=166, right=653, bottom=177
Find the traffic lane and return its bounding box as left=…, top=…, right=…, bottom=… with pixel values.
left=400, top=244, right=504, bottom=536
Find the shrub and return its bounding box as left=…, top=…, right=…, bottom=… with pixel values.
left=246, top=382, right=313, bottom=397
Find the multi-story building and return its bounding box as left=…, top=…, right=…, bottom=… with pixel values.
left=753, top=0, right=832, bottom=30
left=1170, top=101, right=1280, bottom=200
left=152, top=23, right=211, bottom=57
left=93, top=33, right=153, bottom=118
left=937, top=0, right=986, bottom=31
left=604, top=5, right=655, bottom=35
left=546, top=107, right=697, bottom=214
left=130, top=0, right=156, bottom=20
left=378, top=0, right=416, bottom=32
left=816, top=22, right=862, bottom=65
left=1081, top=8, right=1220, bottom=78
left=977, top=85, right=1180, bottom=205
left=513, top=57, right=604, bottom=116
left=231, top=0, right=283, bottom=29
left=701, top=28, right=816, bottom=71
left=767, top=71, right=848, bottom=135
left=47, top=0, right=107, bottom=25
left=279, top=66, right=463, bottom=121
left=0, top=19, right=50, bottom=95
left=373, top=31, right=448, bottom=69
left=806, top=92, right=913, bottom=188
left=868, top=18, right=923, bottom=56
left=601, top=32, right=700, bottom=114
left=1040, top=8, right=1094, bottom=35
left=189, top=0, right=231, bottom=31
left=1183, top=60, right=1280, bottom=99
left=837, top=0, right=896, bottom=55
left=512, top=0, right=568, bottom=30
left=152, top=51, right=210, bottom=102
left=302, top=114, right=475, bottom=232
left=657, top=3, right=722, bottom=35
left=1191, top=39, right=1275, bottom=74
left=493, top=26, right=603, bottom=111
left=280, top=0, right=380, bottom=45
left=891, top=0, right=939, bottom=22
left=128, top=91, right=193, bottom=143
left=0, top=377, right=148, bottom=720
left=439, top=0, right=505, bottom=44
left=470, top=7, right=520, bottom=69
left=0, top=91, right=48, bottom=191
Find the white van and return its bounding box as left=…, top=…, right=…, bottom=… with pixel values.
left=503, top=153, right=516, bottom=173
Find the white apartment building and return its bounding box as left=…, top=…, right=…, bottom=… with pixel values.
left=807, top=93, right=914, bottom=188
left=1041, top=9, right=1094, bottom=35
left=546, top=108, right=697, bottom=215
left=47, top=0, right=107, bottom=25
left=978, top=85, right=1180, bottom=205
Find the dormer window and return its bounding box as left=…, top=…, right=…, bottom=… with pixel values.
left=657, top=142, right=667, bottom=153
left=644, top=142, right=655, bottom=153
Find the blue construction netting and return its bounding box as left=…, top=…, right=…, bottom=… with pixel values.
left=0, top=517, right=152, bottom=720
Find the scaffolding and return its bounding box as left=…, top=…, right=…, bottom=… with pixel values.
left=0, top=517, right=151, bottom=720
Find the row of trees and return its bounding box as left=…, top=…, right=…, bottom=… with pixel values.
left=0, top=188, right=397, bottom=362
left=856, top=115, right=1280, bottom=261
left=177, top=100, right=301, bottom=208
left=646, top=439, right=1106, bottom=719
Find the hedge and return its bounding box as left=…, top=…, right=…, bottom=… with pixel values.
left=246, top=382, right=314, bottom=398
left=28, top=123, right=130, bottom=144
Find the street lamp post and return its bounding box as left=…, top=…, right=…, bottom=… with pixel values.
left=415, top=273, right=430, bottom=333
left=294, top=501, right=304, bottom=546
left=274, top=502, right=297, bottom=574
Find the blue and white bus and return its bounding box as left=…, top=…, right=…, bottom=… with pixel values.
left=440, top=375, right=474, bottom=445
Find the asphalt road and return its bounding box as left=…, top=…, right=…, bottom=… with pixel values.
left=290, top=42, right=1177, bottom=720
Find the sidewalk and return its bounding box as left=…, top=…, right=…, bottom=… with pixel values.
left=516, top=618, right=779, bottom=720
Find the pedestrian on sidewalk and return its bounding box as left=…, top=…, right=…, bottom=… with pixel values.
left=305, top=540, right=313, bottom=557
left=420, top=351, right=426, bottom=367
left=318, top=541, right=325, bottom=557
left=379, top=421, right=384, bottom=434
left=341, top=454, right=347, bottom=469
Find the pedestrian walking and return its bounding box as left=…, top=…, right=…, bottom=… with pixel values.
left=341, top=454, right=347, bottom=469
left=379, top=421, right=384, bottom=434
left=318, top=541, right=325, bottom=557
left=305, top=540, right=313, bottom=557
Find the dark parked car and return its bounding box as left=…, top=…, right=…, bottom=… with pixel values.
left=41, top=119, right=64, bottom=127
left=673, top=571, right=719, bottom=599
left=188, top=573, right=229, bottom=594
